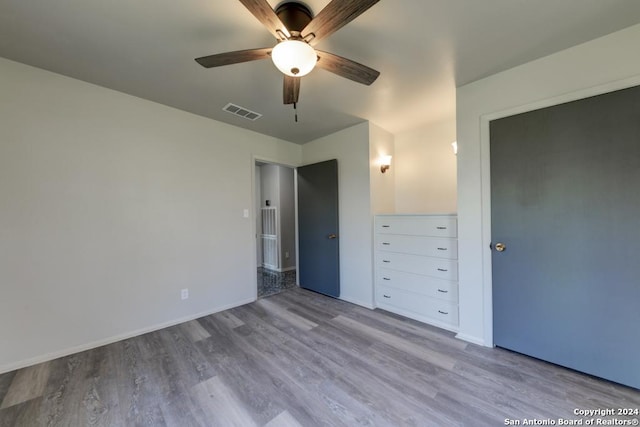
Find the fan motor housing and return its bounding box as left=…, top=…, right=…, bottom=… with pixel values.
left=275, top=2, right=313, bottom=34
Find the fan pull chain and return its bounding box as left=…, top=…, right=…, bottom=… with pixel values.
left=294, top=102, right=298, bottom=123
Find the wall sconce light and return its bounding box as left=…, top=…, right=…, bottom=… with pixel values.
left=380, top=155, right=392, bottom=173
left=452, top=141, right=458, bottom=155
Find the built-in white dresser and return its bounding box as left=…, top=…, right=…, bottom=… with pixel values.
left=374, top=214, right=458, bottom=332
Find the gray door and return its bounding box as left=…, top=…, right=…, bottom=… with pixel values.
left=297, top=159, right=340, bottom=297
left=491, top=85, right=640, bottom=389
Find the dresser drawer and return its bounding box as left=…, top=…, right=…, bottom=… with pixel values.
left=375, top=234, right=458, bottom=259
left=376, top=268, right=458, bottom=302
left=375, top=216, right=457, bottom=238
left=375, top=252, right=458, bottom=281
left=376, top=285, right=459, bottom=326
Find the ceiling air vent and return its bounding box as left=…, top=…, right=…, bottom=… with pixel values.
left=223, top=103, right=262, bottom=121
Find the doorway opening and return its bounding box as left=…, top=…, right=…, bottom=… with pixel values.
left=255, top=161, right=297, bottom=298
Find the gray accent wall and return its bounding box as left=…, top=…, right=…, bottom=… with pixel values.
left=279, top=167, right=296, bottom=271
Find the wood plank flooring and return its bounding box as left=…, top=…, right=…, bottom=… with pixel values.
left=1, top=288, right=638, bottom=426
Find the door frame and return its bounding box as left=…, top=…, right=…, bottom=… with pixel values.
left=250, top=155, right=300, bottom=301
left=477, top=75, right=640, bottom=346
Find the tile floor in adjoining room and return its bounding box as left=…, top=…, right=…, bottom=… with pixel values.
left=257, top=267, right=297, bottom=298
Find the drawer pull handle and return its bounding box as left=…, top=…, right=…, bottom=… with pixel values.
left=438, top=310, right=449, bottom=315
left=437, top=289, right=448, bottom=293
left=437, top=268, right=448, bottom=272
left=383, top=277, right=391, bottom=281
left=437, top=247, right=447, bottom=251
left=382, top=225, right=390, bottom=228
left=437, top=226, right=447, bottom=230
left=382, top=242, right=391, bottom=245
left=383, top=294, right=391, bottom=299
left=383, top=260, right=391, bottom=263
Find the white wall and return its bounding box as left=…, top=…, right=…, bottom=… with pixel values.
left=0, top=57, right=302, bottom=372
left=394, top=118, right=457, bottom=213
left=258, top=164, right=295, bottom=271
left=259, top=164, right=280, bottom=209
left=259, top=164, right=279, bottom=270
left=456, top=23, right=640, bottom=346
left=301, top=122, right=375, bottom=308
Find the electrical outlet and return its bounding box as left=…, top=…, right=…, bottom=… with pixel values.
left=243, top=209, right=249, bottom=218
left=285, top=251, right=289, bottom=259
left=181, top=288, right=189, bottom=300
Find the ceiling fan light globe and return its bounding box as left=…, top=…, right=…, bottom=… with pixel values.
left=271, top=40, right=317, bottom=77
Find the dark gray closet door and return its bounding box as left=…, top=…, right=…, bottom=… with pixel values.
left=491, top=85, right=640, bottom=389
left=297, top=159, right=340, bottom=298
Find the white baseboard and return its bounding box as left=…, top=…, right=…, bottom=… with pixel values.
left=455, top=332, right=489, bottom=347
left=0, top=297, right=255, bottom=375
left=339, top=295, right=375, bottom=310
left=375, top=302, right=459, bottom=334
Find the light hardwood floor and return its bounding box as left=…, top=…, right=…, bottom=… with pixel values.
left=1, top=288, right=638, bottom=426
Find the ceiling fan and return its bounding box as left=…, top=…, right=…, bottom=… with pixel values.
left=195, top=0, right=381, bottom=106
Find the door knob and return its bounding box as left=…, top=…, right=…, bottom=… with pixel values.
left=494, top=242, right=506, bottom=252
left=328, top=233, right=337, bottom=239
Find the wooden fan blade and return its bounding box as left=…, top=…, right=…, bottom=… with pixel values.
left=302, top=0, right=379, bottom=45
left=316, top=50, right=380, bottom=85
left=238, top=0, right=290, bottom=39
left=283, top=75, right=300, bottom=104
left=195, top=48, right=272, bottom=68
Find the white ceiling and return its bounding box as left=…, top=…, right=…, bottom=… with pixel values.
left=2, top=0, right=640, bottom=144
